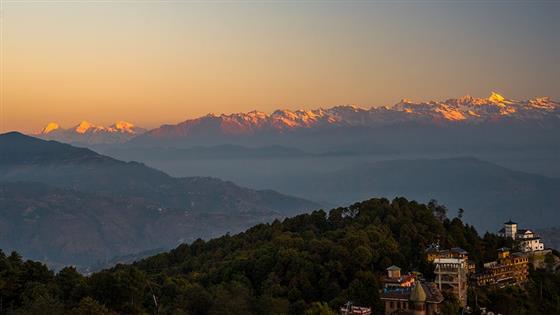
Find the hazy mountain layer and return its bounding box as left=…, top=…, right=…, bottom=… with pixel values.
left=289, top=157, right=560, bottom=232
left=0, top=133, right=319, bottom=267
left=119, top=151, right=560, bottom=233
left=538, top=227, right=560, bottom=251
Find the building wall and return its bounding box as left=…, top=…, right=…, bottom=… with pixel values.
left=383, top=299, right=410, bottom=315
left=505, top=223, right=517, bottom=239
left=519, top=239, right=544, bottom=252
left=474, top=254, right=529, bottom=287
left=426, top=303, right=440, bottom=315
left=434, top=260, right=468, bottom=307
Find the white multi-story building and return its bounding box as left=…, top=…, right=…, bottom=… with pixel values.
left=516, top=229, right=545, bottom=252
left=499, top=221, right=545, bottom=252
left=500, top=220, right=518, bottom=239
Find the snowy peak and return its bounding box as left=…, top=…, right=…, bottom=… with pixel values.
left=36, top=121, right=146, bottom=145
left=41, top=122, right=60, bottom=134
left=488, top=91, right=509, bottom=104
left=110, top=121, right=137, bottom=133
left=37, top=93, right=559, bottom=145
left=394, top=92, right=558, bottom=121
left=74, top=121, right=99, bottom=134
left=43, top=120, right=144, bottom=135
left=528, top=97, right=557, bottom=110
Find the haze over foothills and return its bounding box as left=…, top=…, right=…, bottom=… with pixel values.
left=1, top=1, right=559, bottom=133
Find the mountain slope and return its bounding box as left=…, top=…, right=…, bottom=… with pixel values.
left=0, top=132, right=320, bottom=267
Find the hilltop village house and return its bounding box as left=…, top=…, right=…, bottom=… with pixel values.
left=426, top=245, right=476, bottom=273
left=425, top=245, right=474, bottom=307
left=498, top=220, right=552, bottom=268
left=433, top=258, right=468, bottom=308
left=499, top=220, right=545, bottom=252
left=473, top=247, right=529, bottom=287
left=345, top=219, right=546, bottom=314
left=424, top=225, right=536, bottom=307
left=379, top=266, right=444, bottom=315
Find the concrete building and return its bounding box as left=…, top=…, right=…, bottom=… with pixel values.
left=382, top=265, right=417, bottom=288
left=502, top=220, right=518, bottom=239
left=380, top=266, right=443, bottom=315
left=433, top=258, right=469, bottom=307
left=473, top=248, right=529, bottom=288
left=426, top=245, right=475, bottom=274
left=498, top=221, right=545, bottom=252
left=516, top=229, right=545, bottom=252
left=426, top=245, right=468, bottom=261
left=380, top=282, right=444, bottom=315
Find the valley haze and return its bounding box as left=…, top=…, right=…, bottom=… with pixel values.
left=20, top=92, right=560, bottom=238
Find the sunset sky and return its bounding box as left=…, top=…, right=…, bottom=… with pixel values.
left=1, top=0, right=559, bottom=133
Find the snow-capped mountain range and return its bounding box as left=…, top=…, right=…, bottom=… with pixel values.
left=38, top=121, right=146, bottom=145
left=36, top=93, right=559, bottom=146
left=137, top=92, right=559, bottom=140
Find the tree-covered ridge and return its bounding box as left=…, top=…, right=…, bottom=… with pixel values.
left=0, top=197, right=559, bottom=315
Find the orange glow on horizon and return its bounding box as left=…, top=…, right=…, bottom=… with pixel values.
left=1, top=2, right=558, bottom=133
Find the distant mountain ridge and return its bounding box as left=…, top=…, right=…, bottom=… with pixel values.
left=123, top=92, right=559, bottom=150
left=133, top=92, right=558, bottom=141
left=283, top=157, right=560, bottom=232
left=0, top=132, right=320, bottom=267
left=33, top=93, right=559, bottom=147
left=131, top=151, right=560, bottom=233
left=37, top=120, right=146, bottom=145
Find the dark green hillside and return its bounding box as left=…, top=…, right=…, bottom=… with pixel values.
left=1, top=197, right=557, bottom=315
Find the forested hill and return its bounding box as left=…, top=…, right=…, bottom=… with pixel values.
left=1, top=198, right=559, bottom=315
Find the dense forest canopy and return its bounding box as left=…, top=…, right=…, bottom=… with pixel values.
left=0, top=197, right=559, bottom=314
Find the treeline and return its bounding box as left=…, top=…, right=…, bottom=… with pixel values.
left=0, top=198, right=559, bottom=314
